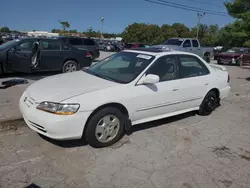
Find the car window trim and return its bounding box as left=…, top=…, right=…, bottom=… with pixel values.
left=176, top=54, right=210, bottom=79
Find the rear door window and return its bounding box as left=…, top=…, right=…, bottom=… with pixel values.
left=192, top=40, right=199, bottom=47
left=41, top=40, right=61, bottom=50
left=83, top=39, right=95, bottom=46
left=178, top=55, right=210, bottom=78
left=183, top=40, right=191, bottom=48
left=69, top=38, right=83, bottom=46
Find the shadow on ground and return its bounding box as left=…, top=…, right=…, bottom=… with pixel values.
left=246, top=77, right=250, bottom=81
left=41, top=111, right=196, bottom=148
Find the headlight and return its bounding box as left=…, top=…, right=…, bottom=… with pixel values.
left=37, top=102, right=80, bottom=115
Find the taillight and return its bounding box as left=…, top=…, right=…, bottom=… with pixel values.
left=227, top=74, right=230, bottom=83
left=86, top=51, right=92, bottom=58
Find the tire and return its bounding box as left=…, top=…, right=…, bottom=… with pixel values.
left=62, top=60, right=78, bottom=73
left=84, top=107, right=126, bottom=148
left=198, top=91, right=218, bottom=116
left=217, top=59, right=223, bottom=65
left=204, top=55, right=211, bottom=63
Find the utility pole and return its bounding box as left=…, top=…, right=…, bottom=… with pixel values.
left=196, top=13, right=205, bottom=39
left=101, top=17, right=104, bottom=38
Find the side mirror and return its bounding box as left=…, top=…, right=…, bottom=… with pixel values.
left=139, top=74, right=159, bottom=85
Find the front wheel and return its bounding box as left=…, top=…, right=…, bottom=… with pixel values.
left=62, top=60, right=78, bottom=73
left=198, top=91, right=218, bottom=116
left=84, top=107, right=126, bottom=148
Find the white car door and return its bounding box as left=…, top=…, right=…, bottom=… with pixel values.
left=175, top=54, right=211, bottom=109
left=129, top=55, right=182, bottom=123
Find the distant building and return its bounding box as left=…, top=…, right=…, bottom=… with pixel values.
left=27, top=31, right=59, bottom=37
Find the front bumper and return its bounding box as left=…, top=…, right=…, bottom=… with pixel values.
left=19, top=91, right=92, bottom=140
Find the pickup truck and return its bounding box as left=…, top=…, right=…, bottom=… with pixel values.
left=152, top=38, right=213, bottom=63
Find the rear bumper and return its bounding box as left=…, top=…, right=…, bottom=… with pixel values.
left=80, top=58, right=92, bottom=68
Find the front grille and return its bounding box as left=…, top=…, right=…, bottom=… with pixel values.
left=29, top=120, right=47, bottom=133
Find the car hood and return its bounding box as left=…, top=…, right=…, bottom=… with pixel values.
left=26, top=71, right=118, bottom=103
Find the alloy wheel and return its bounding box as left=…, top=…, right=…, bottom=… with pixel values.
left=65, top=63, right=77, bottom=72
left=95, top=115, right=120, bottom=143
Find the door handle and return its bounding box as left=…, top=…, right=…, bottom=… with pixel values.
left=172, top=89, right=179, bottom=91
left=205, top=83, right=209, bottom=86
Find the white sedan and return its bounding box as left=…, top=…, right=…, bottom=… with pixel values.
left=19, top=49, right=231, bottom=148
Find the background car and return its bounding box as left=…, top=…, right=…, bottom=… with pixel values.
left=98, top=42, right=115, bottom=52
left=123, top=43, right=146, bottom=50
left=217, top=47, right=250, bottom=65
left=58, top=37, right=100, bottom=60
left=152, top=38, right=214, bottom=63
left=0, top=38, right=92, bottom=76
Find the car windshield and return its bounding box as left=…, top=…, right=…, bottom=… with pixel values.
left=163, top=39, right=183, bottom=46
left=0, top=39, right=19, bottom=50
left=85, top=52, right=155, bottom=83
left=226, top=48, right=247, bottom=54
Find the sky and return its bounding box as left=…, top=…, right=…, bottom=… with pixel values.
left=0, top=0, right=234, bottom=33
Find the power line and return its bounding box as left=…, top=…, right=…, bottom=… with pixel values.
left=157, top=0, right=227, bottom=15
left=185, top=0, right=224, bottom=8
left=145, top=0, right=228, bottom=16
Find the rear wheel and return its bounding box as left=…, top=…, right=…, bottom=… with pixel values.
left=203, top=54, right=211, bottom=63
left=62, top=60, right=78, bottom=73
left=198, top=91, right=218, bottom=116
left=84, top=107, right=126, bottom=148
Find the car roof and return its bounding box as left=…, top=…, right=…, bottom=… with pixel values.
left=124, top=48, right=194, bottom=56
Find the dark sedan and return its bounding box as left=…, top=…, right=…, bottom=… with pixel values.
left=217, top=48, right=250, bottom=66
left=0, top=38, right=92, bottom=76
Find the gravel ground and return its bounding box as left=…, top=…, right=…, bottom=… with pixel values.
left=0, top=63, right=250, bottom=188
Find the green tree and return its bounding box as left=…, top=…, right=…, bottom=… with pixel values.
left=59, top=21, right=70, bottom=31
left=122, top=23, right=162, bottom=45
left=172, top=23, right=190, bottom=38
left=223, top=0, right=250, bottom=47
left=161, top=24, right=178, bottom=41
left=0, top=27, right=11, bottom=33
